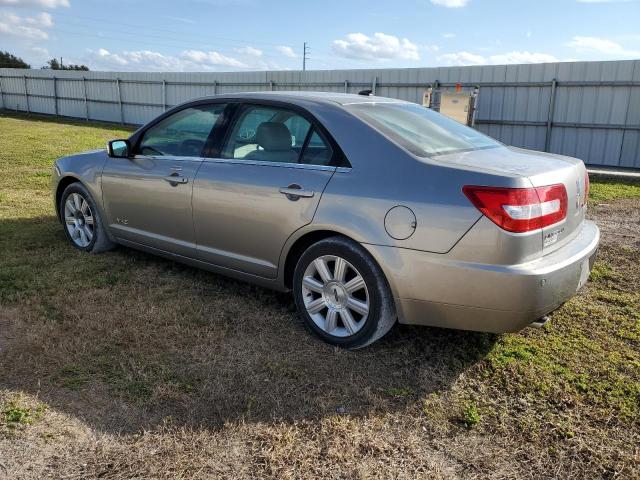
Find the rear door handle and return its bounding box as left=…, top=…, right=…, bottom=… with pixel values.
left=279, top=184, right=315, bottom=200
left=164, top=173, right=188, bottom=185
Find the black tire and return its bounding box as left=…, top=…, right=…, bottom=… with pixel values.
left=293, top=236, right=396, bottom=349
left=59, top=182, right=115, bottom=254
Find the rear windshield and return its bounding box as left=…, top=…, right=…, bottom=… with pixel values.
left=345, top=102, right=501, bottom=157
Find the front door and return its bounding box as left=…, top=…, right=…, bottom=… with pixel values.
left=193, top=104, right=340, bottom=278
left=102, top=104, right=226, bottom=257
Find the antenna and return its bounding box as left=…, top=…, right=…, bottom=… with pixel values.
left=303, top=42, right=309, bottom=71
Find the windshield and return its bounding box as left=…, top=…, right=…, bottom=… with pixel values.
left=346, top=102, right=501, bottom=157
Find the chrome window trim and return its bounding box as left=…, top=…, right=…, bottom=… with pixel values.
left=201, top=156, right=351, bottom=172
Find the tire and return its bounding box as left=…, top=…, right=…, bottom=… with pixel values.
left=293, top=236, right=396, bottom=349
left=59, top=182, right=115, bottom=254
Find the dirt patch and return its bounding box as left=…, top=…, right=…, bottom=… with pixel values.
left=589, top=197, right=640, bottom=249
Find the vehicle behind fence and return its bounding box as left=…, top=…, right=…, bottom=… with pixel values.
left=1, top=59, right=639, bottom=168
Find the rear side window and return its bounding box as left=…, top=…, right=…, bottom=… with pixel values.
left=138, top=104, right=225, bottom=157
left=222, top=105, right=313, bottom=164
left=300, top=130, right=333, bottom=166
left=346, top=102, right=500, bottom=157
left=219, top=104, right=346, bottom=167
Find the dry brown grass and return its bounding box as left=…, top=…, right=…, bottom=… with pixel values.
left=0, top=112, right=639, bottom=479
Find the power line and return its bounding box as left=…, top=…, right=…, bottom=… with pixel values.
left=45, top=27, right=289, bottom=67
left=48, top=20, right=288, bottom=57
left=50, top=11, right=287, bottom=49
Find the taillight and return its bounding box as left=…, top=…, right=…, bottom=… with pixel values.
left=463, top=184, right=568, bottom=233
left=583, top=171, right=590, bottom=206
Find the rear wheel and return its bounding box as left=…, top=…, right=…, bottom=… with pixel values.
left=60, top=183, right=114, bottom=253
left=293, top=236, right=396, bottom=349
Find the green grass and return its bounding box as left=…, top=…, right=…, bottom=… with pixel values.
left=0, top=111, right=132, bottom=219
left=0, top=110, right=639, bottom=479
left=1, top=399, right=46, bottom=431
left=589, top=178, right=640, bottom=204
left=461, top=402, right=480, bottom=428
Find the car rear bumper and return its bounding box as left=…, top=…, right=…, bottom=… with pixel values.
left=363, top=220, right=600, bottom=333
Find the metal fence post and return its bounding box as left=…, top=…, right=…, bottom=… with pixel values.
left=344, top=80, right=348, bottom=93
left=116, top=78, right=124, bottom=124
left=544, top=78, right=557, bottom=152
left=213, top=80, right=218, bottom=95
left=162, top=79, right=167, bottom=111
left=82, top=76, right=89, bottom=121
left=53, top=76, right=58, bottom=116
left=0, top=76, right=4, bottom=110
left=23, top=75, right=30, bottom=113
left=269, top=80, right=274, bottom=91
left=372, top=76, right=377, bottom=95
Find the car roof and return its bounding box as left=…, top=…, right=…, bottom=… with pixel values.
left=191, top=91, right=408, bottom=107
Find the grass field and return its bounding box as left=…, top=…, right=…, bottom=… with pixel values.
left=0, top=112, right=639, bottom=479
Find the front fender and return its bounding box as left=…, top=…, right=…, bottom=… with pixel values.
left=52, top=150, right=110, bottom=232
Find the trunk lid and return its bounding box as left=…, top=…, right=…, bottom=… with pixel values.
left=434, top=146, right=588, bottom=254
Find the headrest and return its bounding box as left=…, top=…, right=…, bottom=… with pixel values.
left=255, top=122, right=292, bottom=151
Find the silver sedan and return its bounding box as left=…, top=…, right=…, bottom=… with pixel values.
left=52, top=92, right=599, bottom=348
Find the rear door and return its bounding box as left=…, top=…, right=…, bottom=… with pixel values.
left=102, top=103, right=226, bottom=257
left=192, top=103, right=341, bottom=278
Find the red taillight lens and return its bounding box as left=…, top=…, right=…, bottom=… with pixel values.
left=583, top=171, right=590, bottom=206
left=463, top=184, right=568, bottom=233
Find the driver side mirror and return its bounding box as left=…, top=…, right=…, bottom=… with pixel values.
left=107, top=139, right=131, bottom=158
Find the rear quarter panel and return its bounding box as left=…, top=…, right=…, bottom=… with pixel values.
left=309, top=104, right=531, bottom=254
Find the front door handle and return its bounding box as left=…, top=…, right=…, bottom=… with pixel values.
left=279, top=184, right=315, bottom=200
left=164, top=173, right=188, bottom=185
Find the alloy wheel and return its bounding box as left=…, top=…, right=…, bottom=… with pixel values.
left=301, top=254, right=370, bottom=337
left=64, top=192, right=95, bottom=248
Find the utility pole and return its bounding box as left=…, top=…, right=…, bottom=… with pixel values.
left=60, top=57, right=63, bottom=69
left=302, top=42, right=309, bottom=71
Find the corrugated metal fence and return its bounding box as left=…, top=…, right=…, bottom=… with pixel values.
left=1, top=60, right=639, bottom=168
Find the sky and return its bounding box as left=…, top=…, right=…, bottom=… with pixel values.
left=1, top=0, right=639, bottom=72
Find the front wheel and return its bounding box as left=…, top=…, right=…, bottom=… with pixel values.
left=59, top=182, right=114, bottom=253
left=293, top=236, right=396, bottom=349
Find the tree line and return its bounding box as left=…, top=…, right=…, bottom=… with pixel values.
left=0, top=51, right=89, bottom=71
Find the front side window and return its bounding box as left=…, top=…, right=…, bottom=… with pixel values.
left=345, top=102, right=501, bottom=157
left=223, top=106, right=312, bottom=164
left=138, top=104, right=225, bottom=157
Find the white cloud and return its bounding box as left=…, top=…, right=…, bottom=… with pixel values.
left=86, top=48, right=256, bottom=72
left=332, top=32, right=420, bottom=61
left=25, top=11, right=52, bottom=27
left=437, top=51, right=485, bottom=65
left=430, top=0, right=469, bottom=7
left=31, top=46, right=50, bottom=58
left=0, top=10, right=53, bottom=39
left=438, top=50, right=559, bottom=66
left=182, top=49, right=248, bottom=68
left=566, top=36, right=640, bottom=57
left=235, top=46, right=263, bottom=57
left=442, top=33, right=456, bottom=38
left=0, top=0, right=69, bottom=7
left=276, top=45, right=297, bottom=58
